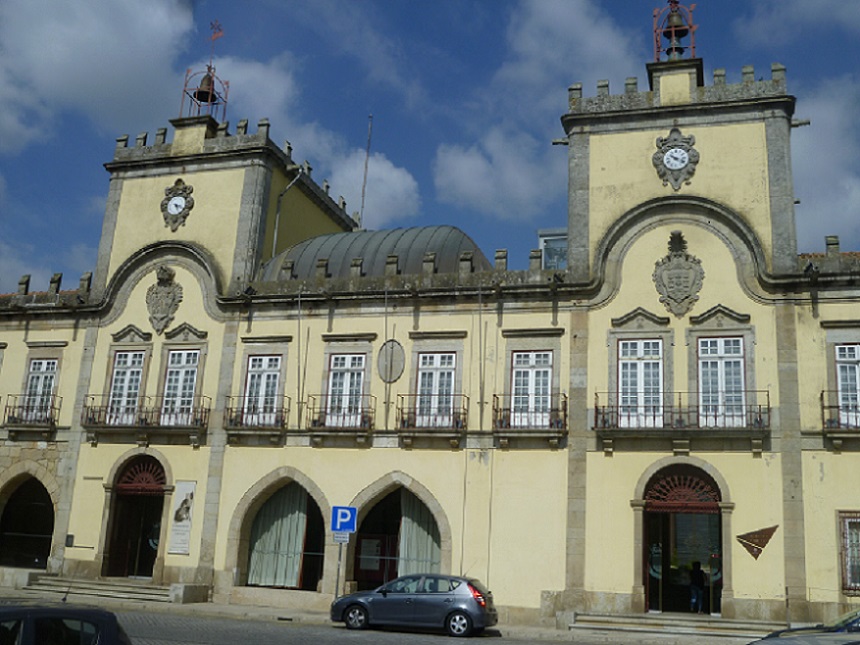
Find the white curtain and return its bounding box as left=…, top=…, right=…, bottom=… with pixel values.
left=398, top=488, right=441, bottom=575
left=247, top=483, right=308, bottom=587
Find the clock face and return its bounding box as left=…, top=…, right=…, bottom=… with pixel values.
left=167, top=195, right=186, bottom=215
left=663, top=147, right=690, bottom=170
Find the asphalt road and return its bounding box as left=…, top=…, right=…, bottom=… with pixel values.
left=117, top=609, right=755, bottom=645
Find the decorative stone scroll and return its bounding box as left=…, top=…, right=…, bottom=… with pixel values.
left=652, top=231, right=704, bottom=318
left=146, top=265, right=183, bottom=334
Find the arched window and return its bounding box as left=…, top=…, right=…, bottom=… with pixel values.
left=247, top=482, right=324, bottom=591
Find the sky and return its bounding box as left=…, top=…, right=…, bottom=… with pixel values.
left=2, top=0, right=860, bottom=295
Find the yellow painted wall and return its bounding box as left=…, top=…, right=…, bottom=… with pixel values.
left=214, top=445, right=567, bottom=609
left=589, top=122, right=772, bottom=269
left=0, top=325, right=85, bottom=428
left=584, top=452, right=786, bottom=600
left=66, top=444, right=211, bottom=567
left=262, top=176, right=352, bottom=262
left=802, top=453, right=860, bottom=605
left=107, top=169, right=245, bottom=288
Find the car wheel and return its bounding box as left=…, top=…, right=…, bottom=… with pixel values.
left=446, top=610, right=472, bottom=637
left=344, top=604, right=368, bottom=630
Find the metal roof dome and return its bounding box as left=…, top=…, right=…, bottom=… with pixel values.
left=261, top=225, right=492, bottom=280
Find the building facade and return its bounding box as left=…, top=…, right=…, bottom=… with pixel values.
left=2, top=14, right=860, bottom=628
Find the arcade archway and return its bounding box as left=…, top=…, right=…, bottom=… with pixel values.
left=245, top=481, right=325, bottom=591
left=353, top=487, right=441, bottom=590
left=0, top=477, right=53, bottom=569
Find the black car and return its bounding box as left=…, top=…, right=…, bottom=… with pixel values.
left=0, top=604, right=132, bottom=645
left=330, top=573, right=498, bottom=637
left=753, top=608, right=860, bottom=641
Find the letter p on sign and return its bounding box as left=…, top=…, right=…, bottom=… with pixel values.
left=332, top=505, right=357, bottom=533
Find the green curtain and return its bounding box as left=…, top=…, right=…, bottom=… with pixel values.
left=247, top=483, right=308, bottom=587
left=398, top=488, right=441, bottom=575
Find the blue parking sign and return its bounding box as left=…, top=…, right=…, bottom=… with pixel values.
left=331, top=506, right=357, bottom=533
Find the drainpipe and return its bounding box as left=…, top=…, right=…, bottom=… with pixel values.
left=271, top=165, right=303, bottom=259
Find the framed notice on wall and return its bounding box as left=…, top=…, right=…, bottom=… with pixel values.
left=168, top=480, right=196, bottom=555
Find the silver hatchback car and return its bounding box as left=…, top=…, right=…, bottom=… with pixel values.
left=330, top=573, right=498, bottom=637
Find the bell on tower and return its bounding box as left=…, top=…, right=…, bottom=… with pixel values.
left=180, top=20, right=229, bottom=121
left=653, top=0, right=697, bottom=62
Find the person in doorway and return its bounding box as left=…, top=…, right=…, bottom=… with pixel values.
left=690, top=560, right=706, bottom=613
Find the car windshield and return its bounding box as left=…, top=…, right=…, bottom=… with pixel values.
left=827, top=608, right=860, bottom=630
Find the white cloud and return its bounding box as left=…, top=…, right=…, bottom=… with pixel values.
left=433, top=0, right=640, bottom=222
left=328, top=151, right=421, bottom=229
left=792, top=77, right=860, bottom=253
left=0, top=0, right=192, bottom=150
left=434, top=126, right=564, bottom=220
left=492, top=0, right=642, bottom=119
left=734, top=0, right=860, bottom=47
left=214, top=54, right=421, bottom=231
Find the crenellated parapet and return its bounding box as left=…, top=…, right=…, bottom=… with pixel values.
left=567, top=63, right=789, bottom=115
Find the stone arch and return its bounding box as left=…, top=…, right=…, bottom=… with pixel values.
left=0, top=462, right=59, bottom=570
left=0, top=460, right=60, bottom=510
left=633, top=455, right=732, bottom=503
left=99, top=241, right=227, bottom=328
left=346, top=470, right=452, bottom=579
left=590, top=195, right=776, bottom=308
left=223, top=466, right=329, bottom=588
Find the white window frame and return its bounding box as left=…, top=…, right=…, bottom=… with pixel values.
left=161, top=349, right=200, bottom=426
left=416, top=352, right=455, bottom=427
left=618, top=339, right=663, bottom=428
left=511, top=351, right=552, bottom=428
left=698, top=337, right=745, bottom=428
left=24, top=359, right=57, bottom=422
left=841, top=511, right=860, bottom=594
left=836, top=345, right=860, bottom=428
left=243, top=355, right=282, bottom=426
left=327, top=354, right=366, bottom=427
left=108, top=351, right=145, bottom=425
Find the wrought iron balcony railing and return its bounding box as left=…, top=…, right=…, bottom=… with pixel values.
left=395, top=394, right=469, bottom=431
left=821, top=391, right=860, bottom=431
left=492, top=394, right=568, bottom=431
left=81, top=395, right=211, bottom=430
left=307, top=395, right=376, bottom=430
left=593, top=391, right=770, bottom=431
left=4, top=394, right=62, bottom=428
left=224, top=396, right=290, bottom=430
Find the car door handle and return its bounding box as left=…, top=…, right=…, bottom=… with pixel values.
left=444, top=598, right=453, bottom=603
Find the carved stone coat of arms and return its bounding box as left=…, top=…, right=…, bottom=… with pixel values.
left=146, top=265, right=183, bottom=334
left=652, top=231, right=704, bottom=317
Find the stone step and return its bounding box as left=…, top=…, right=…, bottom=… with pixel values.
left=570, top=612, right=783, bottom=639
left=24, top=576, right=172, bottom=603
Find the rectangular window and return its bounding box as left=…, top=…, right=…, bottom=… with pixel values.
left=24, top=359, right=58, bottom=422
left=698, top=337, right=745, bottom=427
left=416, top=353, right=455, bottom=427
left=161, top=349, right=199, bottom=426
left=618, top=340, right=663, bottom=428
left=837, top=345, right=860, bottom=428
left=244, top=355, right=282, bottom=425
left=327, top=354, right=365, bottom=427
left=108, top=351, right=144, bottom=425
left=841, top=512, right=860, bottom=594
left=511, top=351, right=552, bottom=427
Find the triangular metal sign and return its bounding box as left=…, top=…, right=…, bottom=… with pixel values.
left=736, top=525, right=778, bottom=560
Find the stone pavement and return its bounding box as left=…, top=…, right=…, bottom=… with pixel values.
left=0, top=586, right=761, bottom=644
